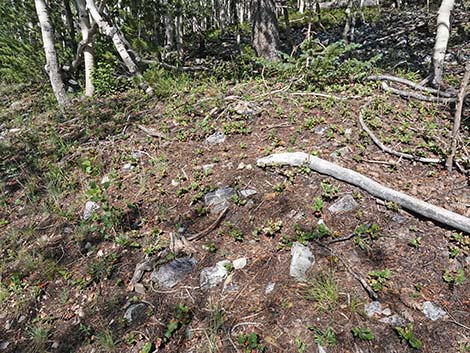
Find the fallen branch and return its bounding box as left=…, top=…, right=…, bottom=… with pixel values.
left=257, top=152, right=470, bottom=233
left=186, top=207, right=229, bottom=241
left=380, top=82, right=455, bottom=103
left=358, top=101, right=443, bottom=164
left=367, top=74, right=455, bottom=98
left=446, top=61, right=470, bottom=172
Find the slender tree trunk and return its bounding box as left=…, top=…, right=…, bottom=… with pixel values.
left=34, top=0, right=69, bottom=106
left=85, top=0, right=138, bottom=74
left=251, top=0, right=281, bottom=61
left=75, top=0, right=94, bottom=96
left=64, top=0, right=77, bottom=54
left=430, top=0, right=455, bottom=87
left=164, top=0, right=175, bottom=49
left=282, top=0, right=293, bottom=50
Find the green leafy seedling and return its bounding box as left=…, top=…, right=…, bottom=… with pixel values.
left=395, top=324, right=422, bottom=349
left=351, top=327, right=374, bottom=341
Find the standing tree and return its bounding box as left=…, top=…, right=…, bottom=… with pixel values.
left=34, top=0, right=69, bottom=106
left=251, top=0, right=281, bottom=61
left=75, top=0, right=94, bottom=96
left=430, top=0, right=455, bottom=87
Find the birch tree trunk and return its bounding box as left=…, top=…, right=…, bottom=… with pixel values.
left=430, top=0, right=455, bottom=87
left=75, top=0, right=94, bottom=96
left=34, top=0, right=69, bottom=106
left=251, top=0, right=281, bottom=61
left=85, top=0, right=139, bottom=74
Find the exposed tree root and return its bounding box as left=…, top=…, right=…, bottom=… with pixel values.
left=257, top=152, right=470, bottom=233
left=358, top=101, right=444, bottom=164
left=186, top=207, right=229, bottom=241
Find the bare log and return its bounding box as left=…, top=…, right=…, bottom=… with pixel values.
left=257, top=152, right=470, bottom=233
left=446, top=61, right=470, bottom=171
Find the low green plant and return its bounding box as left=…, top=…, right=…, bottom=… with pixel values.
left=351, top=327, right=374, bottom=341
left=320, top=180, right=339, bottom=200
left=308, top=326, right=337, bottom=347
left=96, top=329, right=116, bottom=352
left=294, top=337, right=306, bottom=353
left=156, top=304, right=192, bottom=348
left=312, top=197, right=323, bottom=216
left=93, top=62, right=118, bottom=96
left=395, top=324, right=422, bottom=349
left=29, top=324, right=49, bottom=351
left=305, top=272, right=339, bottom=311
left=367, top=268, right=391, bottom=291
left=442, top=269, right=465, bottom=286
left=237, top=332, right=265, bottom=353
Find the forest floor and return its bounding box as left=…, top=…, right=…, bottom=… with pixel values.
left=1, top=4, right=470, bottom=353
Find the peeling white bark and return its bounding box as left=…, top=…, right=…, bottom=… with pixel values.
left=35, top=0, right=69, bottom=106
left=431, top=0, right=455, bottom=87
left=75, top=0, right=94, bottom=96
left=257, top=152, right=470, bottom=233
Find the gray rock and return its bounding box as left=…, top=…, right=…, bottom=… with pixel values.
left=240, top=189, right=257, bottom=198
left=200, top=260, right=230, bottom=290
left=422, top=301, right=447, bottom=321
left=318, top=345, right=327, bottom=353
left=233, top=100, right=258, bottom=116
left=0, top=341, right=10, bottom=350
left=330, top=147, right=349, bottom=159
left=10, top=101, right=21, bottom=109
left=206, top=131, right=226, bottom=144
left=83, top=201, right=99, bottom=220
left=328, top=194, right=358, bottom=214
left=202, top=164, right=215, bottom=173
left=205, top=186, right=234, bottom=213
left=124, top=303, right=149, bottom=324
left=122, top=163, right=134, bottom=172
left=379, top=314, right=405, bottom=326
left=265, top=282, right=275, bottom=294
left=290, top=242, right=315, bottom=281
left=314, top=126, right=327, bottom=135
left=151, top=257, right=196, bottom=288
left=382, top=308, right=392, bottom=316
left=364, top=301, right=382, bottom=317
left=233, top=257, right=247, bottom=270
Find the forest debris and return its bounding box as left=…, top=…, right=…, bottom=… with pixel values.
left=257, top=152, right=470, bottom=233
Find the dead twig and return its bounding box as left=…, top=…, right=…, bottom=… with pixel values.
left=358, top=101, right=443, bottom=164
left=380, top=82, right=455, bottom=103
left=367, top=74, right=455, bottom=98
left=446, top=61, right=470, bottom=172
left=186, top=207, right=229, bottom=241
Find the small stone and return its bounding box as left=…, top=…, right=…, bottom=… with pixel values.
left=245, top=164, right=253, bottom=170
left=206, top=131, right=226, bottom=144
left=318, top=345, right=327, bottom=353
left=205, top=186, right=234, bottom=213
left=51, top=342, right=59, bottom=349
left=202, top=164, right=215, bottom=173
left=101, top=175, right=110, bottom=184
left=290, top=242, right=315, bottom=281
left=151, top=257, right=196, bottom=288
left=233, top=258, right=247, bottom=270
left=10, top=101, right=21, bottom=109
left=364, top=301, right=382, bottom=318
left=171, top=179, right=179, bottom=186
left=328, top=194, right=358, bottom=214
left=83, top=201, right=99, bottom=220
left=131, top=151, right=144, bottom=159
left=382, top=308, right=392, bottom=316
left=233, top=101, right=258, bottom=116
left=134, top=283, right=146, bottom=294
left=330, top=147, right=349, bottom=159
left=5, top=321, right=11, bottom=330
left=122, top=163, right=134, bottom=172
left=18, top=315, right=26, bottom=323
left=422, top=301, right=447, bottom=321
left=379, top=314, right=405, bottom=326
left=237, top=162, right=246, bottom=170
left=0, top=341, right=10, bottom=350
left=314, top=126, right=327, bottom=134
left=265, top=282, right=275, bottom=294
left=124, top=303, right=149, bottom=324
left=9, top=128, right=20, bottom=133
left=200, top=260, right=230, bottom=290
left=240, top=189, right=257, bottom=198
left=344, top=128, right=352, bottom=137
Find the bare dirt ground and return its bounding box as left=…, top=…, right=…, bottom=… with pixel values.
left=1, top=4, right=469, bottom=353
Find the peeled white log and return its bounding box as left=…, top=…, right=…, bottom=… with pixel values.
left=257, top=152, right=470, bottom=233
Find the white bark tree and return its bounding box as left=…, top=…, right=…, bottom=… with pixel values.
left=34, top=0, right=69, bottom=106
left=75, top=0, right=94, bottom=96
left=251, top=0, right=281, bottom=61
left=430, top=0, right=455, bottom=87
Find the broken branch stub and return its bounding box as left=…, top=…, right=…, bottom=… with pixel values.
left=257, top=152, right=470, bottom=234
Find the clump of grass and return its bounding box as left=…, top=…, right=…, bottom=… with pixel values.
left=305, top=271, right=339, bottom=311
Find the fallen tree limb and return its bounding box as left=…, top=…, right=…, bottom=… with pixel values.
left=446, top=61, right=470, bottom=172
left=381, top=82, right=456, bottom=103
left=186, top=207, right=229, bottom=241
left=367, top=74, right=455, bottom=98
left=257, top=152, right=470, bottom=233
left=358, top=101, right=443, bottom=164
